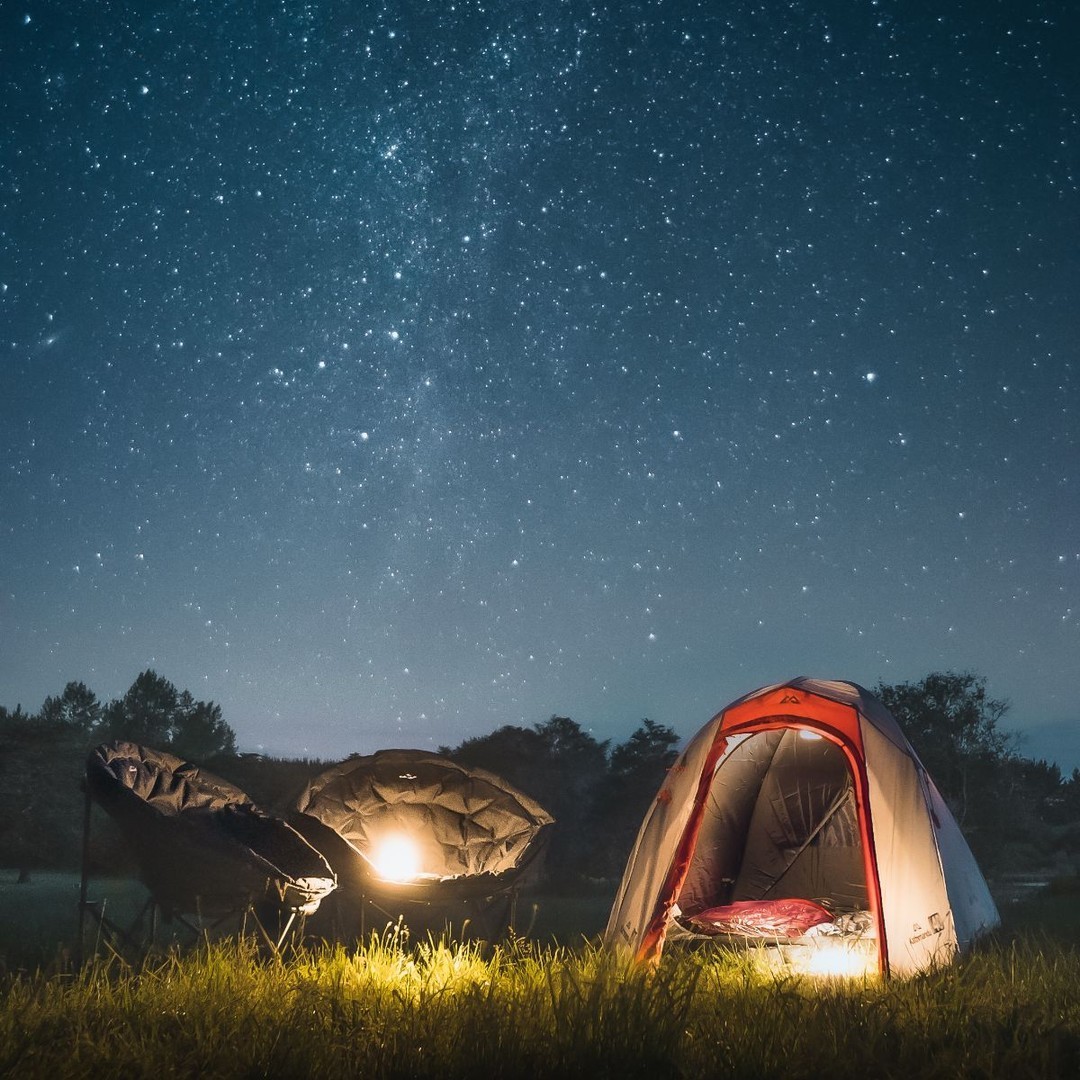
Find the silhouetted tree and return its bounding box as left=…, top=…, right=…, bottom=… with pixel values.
left=609, top=718, right=680, bottom=782
left=100, top=670, right=237, bottom=761
left=212, top=754, right=329, bottom=812
left=1060, top=769, right=1080, bottom=823
left=593, top=719, right=681, bottom=877
left=530, top=715, right=610, bottom=820
left=872, top=671, right=1069, bottom=873
left=1051, top=769, right=1080, bottom=869
left=0, top=705, right=87, bottom=874
left=100, top=670, right=181, bottom=747
left=444, top=724, right=548, bottom=794
left=38, top=681, right=103, bottom=733
left=876, top=671, right=1013, bottom=826
left=171, top=690, right=237, bottom=762
left=444, top=716, right=609, bottom=883
left=0, top=675, right=238, bottom=872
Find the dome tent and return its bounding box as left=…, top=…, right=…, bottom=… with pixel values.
left=605, top=678, right=1000, bottom=977
left=289, top=749, right=554, bottom=940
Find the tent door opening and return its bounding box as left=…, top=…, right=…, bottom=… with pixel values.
left=676, top=727, right=870, bottom=921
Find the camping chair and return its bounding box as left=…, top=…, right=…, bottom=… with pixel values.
left=289, top=749, right=554, bottom=943
left=79, top=741, right=336, bottom=963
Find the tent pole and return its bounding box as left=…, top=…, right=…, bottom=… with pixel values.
left=760, top=784, right=854, bottom=900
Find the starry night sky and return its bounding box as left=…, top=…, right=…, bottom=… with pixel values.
left=3, top=1, right=1077, bottom=767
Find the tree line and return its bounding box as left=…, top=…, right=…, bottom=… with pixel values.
left=0, top=671, right=239, bottom=876
left=1, top=669, right=1078, bottom=882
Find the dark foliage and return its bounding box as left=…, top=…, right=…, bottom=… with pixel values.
left=441, top=715, right=677, bottom=884
left=211, top=754, right=330, bottom=812
left=98, top=670, right=237, bottom=762
left=876, top=671, right=1079, bottom=875
left=0, top=672, right=238, bottom=872
left=593, top=718, right=680, bottom=877
left=0, top=706, right=88, bottom=872
left=3, top=670, right=1079, bottom=887
left=441, top=716, right=611, bottom=882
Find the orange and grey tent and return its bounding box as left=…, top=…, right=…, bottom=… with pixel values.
left=605, top=678, right=999, bottom=977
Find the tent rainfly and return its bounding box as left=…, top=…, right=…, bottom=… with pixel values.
left=605, top=678, right=1000, bottom=977
left=290, top=749, right=554, bottom=939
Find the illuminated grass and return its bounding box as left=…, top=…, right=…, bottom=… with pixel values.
left=677, top=941, right=1080, bottom=1078
left=2, top=931, right=1080, bottom=1078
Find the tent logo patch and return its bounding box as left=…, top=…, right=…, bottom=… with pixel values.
left=909, top=912, right=945, bottom=943
left=779, top=693, right=801, bottom=704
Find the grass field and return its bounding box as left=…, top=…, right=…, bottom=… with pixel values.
left=2, top=870, right=1079, bottom=1078
left=0, top=870, right=616, bottom=973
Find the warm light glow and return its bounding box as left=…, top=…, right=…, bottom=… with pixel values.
left=787, top=940, right=878, bottom=979
left=743, top=938, right=879, bottom=981
left=370, top=834, right=422, bottom=882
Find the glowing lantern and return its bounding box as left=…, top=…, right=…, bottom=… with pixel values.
left=793, top=940, right=877, bottom=979
left=370, top=834, right=422, bottom=883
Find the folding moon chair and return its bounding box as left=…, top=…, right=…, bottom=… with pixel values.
left=79, top=741, right=336, bottom=961
left=289, top=749, right=554, bottom=943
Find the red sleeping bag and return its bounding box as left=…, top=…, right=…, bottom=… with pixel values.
left=686, top=898, right=833, bottom=939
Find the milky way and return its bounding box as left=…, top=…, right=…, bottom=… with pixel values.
left=2, top=1, right=1077, bottom=765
